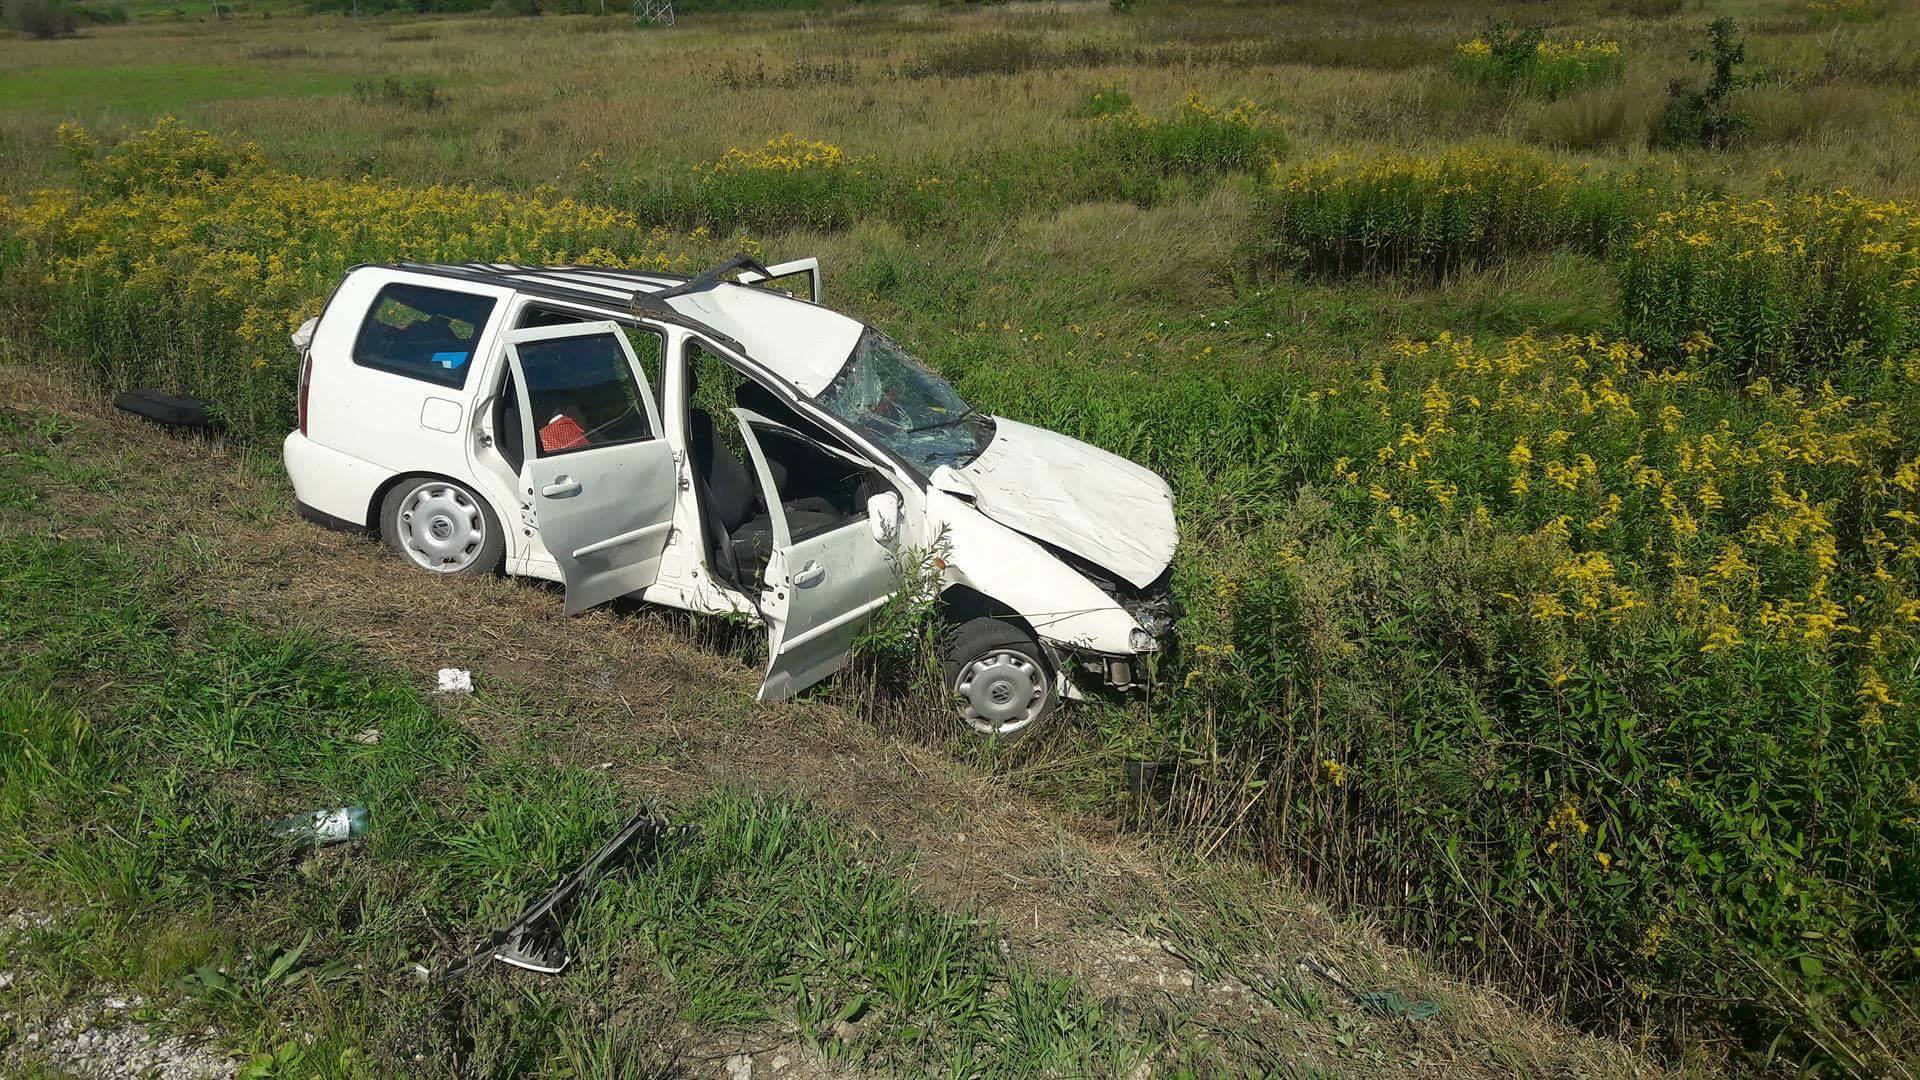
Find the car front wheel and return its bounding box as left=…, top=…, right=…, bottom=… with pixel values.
left=381, top=477, right=504, bottom=577
left=943, top=617, right=1058, bottom=739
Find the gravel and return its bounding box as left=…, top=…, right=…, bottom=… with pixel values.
left=2, top=909, right=241, bottom=1080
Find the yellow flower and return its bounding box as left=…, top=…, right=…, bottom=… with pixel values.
left=1320, top=759, right=1347, bottom=787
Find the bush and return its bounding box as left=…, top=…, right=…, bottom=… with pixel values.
left=350, top=76, right=444, bottom=110
left=1617, top=191, right=1920, bottom=377
left=897, top=34, right=1111, bottom=79
left=1451, top=22, right=1625, bottom=100
left=2, top=120, right=724, bottom=442
left=1520, top=83, right=1660, bottom=151
left=71, top=1, right=128, bottom=24
left=1087, top=93, right=1286, bottom=182
left=622, top=133, right=938, bottom=234
left=1076, top=85, right=1133, bottom=117
left=1654, top=18, right=1749, bottom=149
left=1153, top=332, right=1920, bottom=1072
left=1252, top=146, right=1664, bottom=279
left=56, top=115, right=267, bottom=197
left=4, top=0, right=78, bottom=37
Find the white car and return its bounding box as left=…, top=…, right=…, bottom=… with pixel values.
left=283, top=256, right=1178, bottom=736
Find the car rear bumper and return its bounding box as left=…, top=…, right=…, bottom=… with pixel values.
left=284, top=431, right=393, bottom=529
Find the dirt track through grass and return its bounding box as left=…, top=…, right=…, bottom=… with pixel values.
left=0, top=364, right=1663, bottom=1076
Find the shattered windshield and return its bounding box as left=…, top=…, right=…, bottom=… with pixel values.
left=814, top=327, right=994, bottom=470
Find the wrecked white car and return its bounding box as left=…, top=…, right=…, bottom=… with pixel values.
left=283, top=256, right=1179, bottom=735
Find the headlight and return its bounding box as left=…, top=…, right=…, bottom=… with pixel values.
left=1129, top=628, right=1158, bottom=653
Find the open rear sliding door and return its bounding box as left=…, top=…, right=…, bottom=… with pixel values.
left=729, top=408, right=900, bottom=701
left=504, top=321, right=677, bottom=615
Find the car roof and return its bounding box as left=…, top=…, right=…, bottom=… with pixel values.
left=385, top=262, right=865, bottom=396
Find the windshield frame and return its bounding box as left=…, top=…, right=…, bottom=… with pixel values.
left=811, top=326, right=996, bottom=475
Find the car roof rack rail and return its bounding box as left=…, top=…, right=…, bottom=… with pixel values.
left=650, top=253, right=772, bottom=301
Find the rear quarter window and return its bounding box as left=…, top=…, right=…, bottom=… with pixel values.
left=352, top=283, right=499, bottom=389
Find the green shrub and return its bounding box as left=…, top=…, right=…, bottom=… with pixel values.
left=1076, top=85, right=1133, bottom=117
left=1451, top=22, right=1625, bottom=100
left=899, top=34, right=1110, bottom=79
left=1654, top=18, right=1750, bottom=149
left=56, top=115, right=267, bottom=197
left=4, top=0, right=78, bottom=37
left=1806, top=0, right=1887, bottom=24
left=350, top=76, right=444, bottom=110
left=1252, top=146, right=1664, bottom=279
left=1087, top=93, right=1286, bottom=182
left=622, top=133, right=939, bottom=234
left=71, top=2, right=128, bottom=24
left=1617, top=191, right=1920, bottom=377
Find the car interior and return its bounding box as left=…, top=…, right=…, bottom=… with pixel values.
left=490, top=305, right=886, bottom=590
left=685, top=361, right=889, bottom=588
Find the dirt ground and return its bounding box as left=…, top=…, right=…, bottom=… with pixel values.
left=0, top=366, right=1662, bottom=1077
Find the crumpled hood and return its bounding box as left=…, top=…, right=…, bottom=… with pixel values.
left=951, top=418, right=1177, bottom=590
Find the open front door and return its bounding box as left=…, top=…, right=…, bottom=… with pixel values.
left=504, top=321, right=676, bottom=615
left=730, top=408, right=900, bottom=701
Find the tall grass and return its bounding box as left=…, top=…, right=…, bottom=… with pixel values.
left=617, top=133, right=943, bottom=234
left=1087, top=92, right=1287, bottom=183
left=1252, top=146, right=1667, bottom=279
left=951, top=326, right=1920, bottom=1070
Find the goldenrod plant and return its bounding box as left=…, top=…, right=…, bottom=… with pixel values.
left=4, top=119, right=726, bottom=439
left=1619, top=191, right=1920, bottom=375
left=1253, top=146, right=1668, bottom=279
left=1452, top=23, right=1625, bottom=100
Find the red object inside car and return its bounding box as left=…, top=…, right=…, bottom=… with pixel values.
left=539, top=414, right=588, bottom=453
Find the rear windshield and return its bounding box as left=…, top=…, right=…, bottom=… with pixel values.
left=352, top=283, right=498, bottom=389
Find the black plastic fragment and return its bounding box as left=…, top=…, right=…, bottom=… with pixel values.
left=436, top=809, right=696, bottom=980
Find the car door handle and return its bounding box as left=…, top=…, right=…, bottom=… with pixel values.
left=541, top=477, right=583, bottom=498
left=792, top=561, right=825, bottom=588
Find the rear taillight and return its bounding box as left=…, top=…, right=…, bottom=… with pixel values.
left=297, top=353, right=313, bottom=436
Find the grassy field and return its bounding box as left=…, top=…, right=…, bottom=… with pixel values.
left=3, top=0, right=1920, bottom=1074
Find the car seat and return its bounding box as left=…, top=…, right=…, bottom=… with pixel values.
left=685, top=369, right=839, bottom=582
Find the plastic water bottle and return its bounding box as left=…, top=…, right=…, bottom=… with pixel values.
left=272, top=806, right=369, bottom=846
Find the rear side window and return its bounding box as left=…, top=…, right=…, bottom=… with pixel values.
left=352, top=283, right=498, bottom=389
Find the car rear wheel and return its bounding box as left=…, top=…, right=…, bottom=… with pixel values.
left=943, top=617, right=1057, bottom=740
left=381, top=477, right=504, bottom=576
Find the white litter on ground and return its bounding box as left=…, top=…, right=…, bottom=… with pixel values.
left=435, top=668, right=473, bottom=694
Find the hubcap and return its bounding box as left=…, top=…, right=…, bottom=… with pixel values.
left=397, top=482, right=485, bottom=573
left=955, top=649, right=1047, bottom=736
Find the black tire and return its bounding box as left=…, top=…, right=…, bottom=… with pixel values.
left=942, top=617, right=1057, bottom=740
left=380, top=476, right=505, bottom=577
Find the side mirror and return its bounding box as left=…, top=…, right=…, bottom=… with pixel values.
left=867, top=491, right=902, bottom=544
